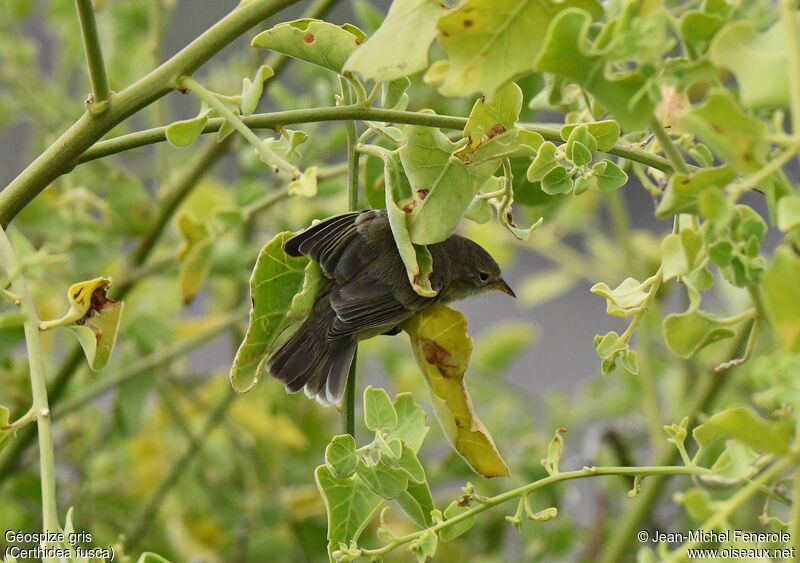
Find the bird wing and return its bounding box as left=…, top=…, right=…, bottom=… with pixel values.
left=283, top=210, right=436, bottom=339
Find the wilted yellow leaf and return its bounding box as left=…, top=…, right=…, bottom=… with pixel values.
left=403, top=304, right=509, bottom=478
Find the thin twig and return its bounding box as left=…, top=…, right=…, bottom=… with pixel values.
left=74, top=0, right=112, bottom=106
left=0, top=225, right=59, bottom=543
left=76, top=107, right=676, bottom=173
left=340, top=78, right=360, bottom=438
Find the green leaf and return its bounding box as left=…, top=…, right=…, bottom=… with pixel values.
left=356, top=457, right=408, bottom=499
left=560, top=120, right=620, bottom=151
left=777, top=195, right=800, bottom=233
left=569, top=141, right=592, bottom=167
left=375, top=147, right=438, bottom=297
left=395, top=481, right=435, bottom=528
left=692, top=406, right=793, bottom=455
left=326, top=434, right=358, bottom=478
left=662, top=310, right=736, bottom=359
left=590, top=277, right=649, bottom=317
left=439, top=501, right=476, bottom=542
left=763, top=246, right=800, bottom=352
left=564, top=124, right=597, bottom=160
left=464, top=196, right=492, bottom=224
left=176, top=211, right=214, bottom=306
left=591, top=159, right=628, bottom=191
left=674, top=488, right=716, bottom=522
left=710, top=16, right=799, bottom=109
left=677, top=90, right=767, bottom=175
left=165, top=107, right=210, bottom=148
left=68, top=298, right=124, bottom=371
left=536, top=9, right=656, bottom=130
left=403, top=304, right=510, bottom=478
left=680, top=11, right=724, bottom=59
left=385, top=443, right=425, bottom=484
left=364, top=386, right=398, bottom=431
left=386, top=393, right=429, bottom=453
left=527, top=141, right=559, bottom=182
left=240, top=65, right=274, bottom=116
left=315, top=464, right=383, bottom=558
left=287, top=166, right=318, bottom=198
left=400, top=119, right=500, bottom=244
left=541, top=165, right=573, bottom=195
left=660, top=229, right=703, bottom=281
left=409, top=529, right=438, bottom=562
left=344, top=0, right=444, bottom=82
left=656, top=165, right=737, bottom=218
left=251, top=19, right=366, bottom=74
left=288, top=261, right=323, bottom=322
left=455, top=83, right=534, bottom=164
left=230, top=232, right=309, bottom=393
left=705, top=441, right=759, bottom=486
left=436, top=0, right=602, bottom=97
left=593, top=331, right=637, bottom=375
left=383, top=77, right=411, bottom=109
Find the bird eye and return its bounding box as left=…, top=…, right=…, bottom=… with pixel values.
left=478, top=271, right=490, bottom=283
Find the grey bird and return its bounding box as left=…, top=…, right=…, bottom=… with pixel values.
left=267, top=209, right=515, bottom=405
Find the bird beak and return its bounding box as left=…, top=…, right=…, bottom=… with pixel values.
left=490, top=278, right=516, bottom=298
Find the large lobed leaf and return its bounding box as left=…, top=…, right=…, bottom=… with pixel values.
left=435, top=0, right=602, bottom=97
left=403, top=304, right=509, bottom=478
left=344, top=0, right=445, bottom=82
left=230, top=232, right=309, bottom=393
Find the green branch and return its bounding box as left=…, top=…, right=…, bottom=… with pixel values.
left=0, top=226, right=59, bottom=540
left=178, top=76, right=301, bottom=179
left=74, top=0, right=112, bottom=106
left=0, top=0, right=301, bottom=227
left=340, top=79, right=361, bottom=439
left=650, top=117, right=690, bottom=175
left=75, top=107, right=675, bottom=174
left=359, top=464, right=709, bottom=559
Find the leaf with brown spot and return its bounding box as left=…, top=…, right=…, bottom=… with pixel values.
left=403, top=304, right=510, bottom=478
left=252, top=19, right=366, bottom=74
left=40, top=277, right=125, bottom=371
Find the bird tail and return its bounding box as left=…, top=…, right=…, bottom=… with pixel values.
left=267, top=317, right=356, bottom=406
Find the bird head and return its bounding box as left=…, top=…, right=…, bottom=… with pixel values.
left=436, top=236, right=515, bottom=302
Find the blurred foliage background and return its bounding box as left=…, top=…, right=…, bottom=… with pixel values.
left=1, top=0, right=800, bottom=562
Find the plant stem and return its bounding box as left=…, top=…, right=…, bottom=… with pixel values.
left=74, top=0, right=112, bottom=105
left=650, top=117, right=690, bottom=175
left=178, top=76, right=300, bottom=180
left=341, top=78, right=360, bottom=438
left=360, top=464, right=708, bottom=559
left=0, top=0, right=300, bottom=227
left=75, top=107, right=675, bottom=173
left=0, top=226, right=59, bottom=543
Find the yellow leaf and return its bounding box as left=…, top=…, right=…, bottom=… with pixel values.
left=403, top=304, right=509, bottom=478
